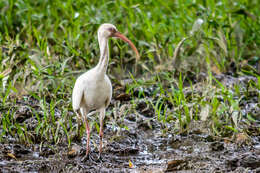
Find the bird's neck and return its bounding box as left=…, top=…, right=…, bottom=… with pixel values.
left=96, top=36, right=109, bottom=75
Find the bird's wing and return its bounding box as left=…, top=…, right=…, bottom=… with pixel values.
left=72, top=80, right=84, bottom=111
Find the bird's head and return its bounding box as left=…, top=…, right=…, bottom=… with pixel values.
left=98, top=23, right=117, bottom=38
left=98, top=23, right=140, bottom=60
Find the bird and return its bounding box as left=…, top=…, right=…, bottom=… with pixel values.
left=72, top=23, right=139, bottom=158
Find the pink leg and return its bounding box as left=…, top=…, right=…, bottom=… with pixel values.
left=99, top=108, right=105, bottom=156
left=84, top=116, right=90, bottom=156
left=99, top=121, right=103, bottom=154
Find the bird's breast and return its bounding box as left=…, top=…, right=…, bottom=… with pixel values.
left=83, top=75, right=112, bottom=110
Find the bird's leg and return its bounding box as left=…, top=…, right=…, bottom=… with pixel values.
left=76, top=110, right=82, bottom=139
left=99, top=122, right=103, bottom=156
left=84, top=116, right=91, bottom=156
left=98, top=108, right=105, bottom=159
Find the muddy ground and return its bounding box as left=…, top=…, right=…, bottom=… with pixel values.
left=0, top=74, right=260, bottom=173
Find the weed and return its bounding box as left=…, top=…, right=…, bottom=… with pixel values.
left=0, top=0, right=259, bottom=145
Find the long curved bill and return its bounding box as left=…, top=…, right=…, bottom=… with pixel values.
left=113, top=31, right=140, bottom=61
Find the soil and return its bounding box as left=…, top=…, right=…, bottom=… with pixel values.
left=0, top=74, right=260, bottom=173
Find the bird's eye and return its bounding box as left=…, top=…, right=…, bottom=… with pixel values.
left=108, top=27, right=116, bottom=33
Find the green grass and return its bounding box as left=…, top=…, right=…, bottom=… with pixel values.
left=0, top=0, right=260, bottom=145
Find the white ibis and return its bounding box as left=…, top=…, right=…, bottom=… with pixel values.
left=72, top=23, right=139, bottom=157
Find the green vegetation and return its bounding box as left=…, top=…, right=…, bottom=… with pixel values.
left=0, top=0, right=259, bottom=146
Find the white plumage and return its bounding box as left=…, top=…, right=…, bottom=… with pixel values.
left=72, top=23, right=139, bottom=157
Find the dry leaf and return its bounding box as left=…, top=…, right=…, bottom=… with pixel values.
left=236, top=133, right=250, bottom=144
left=223, top=137, right=232, bottom=144
left=67, top=144, right=81, bottom=157
left=7, top=153, right=17, bottom=160
left=67, top=149, right=76, bottom=156
left=166, top=160, right=187, bottom=171
left=129, top=160, right=134, bottom=168
left=211, top=65, right=222, bottom=75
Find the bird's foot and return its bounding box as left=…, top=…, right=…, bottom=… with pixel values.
left=97, top=153, right=104, bottom=163
left=81, top=152, right=95, bottom=162
left=80, top=148, right=94, bottom=162
left=81, top=154, right=88, bottom=162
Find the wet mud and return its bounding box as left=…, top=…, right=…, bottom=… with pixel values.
left=0, top=75, right=259, bottom=172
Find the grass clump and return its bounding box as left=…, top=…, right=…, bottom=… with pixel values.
left=0, top=0, right=259, bottom=145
